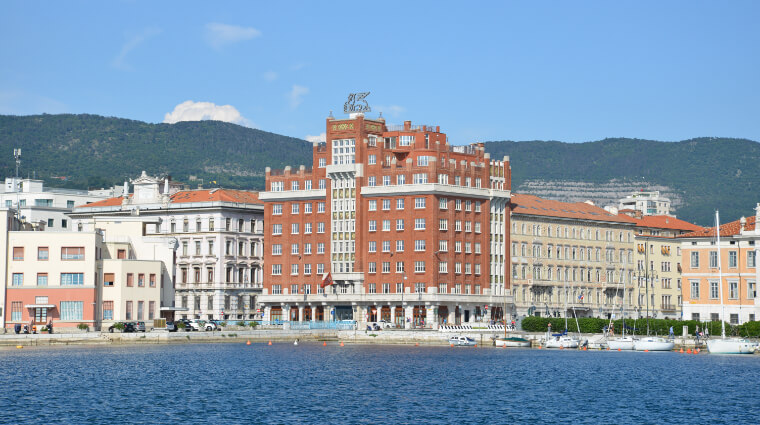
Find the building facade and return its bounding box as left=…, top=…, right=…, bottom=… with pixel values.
left=618, top=190, right=672, bottom=216
left=632, top=215, right=704, bottom=320
left=679, top=207, right=759, bottom=324
left=258, top=114, right=512, bottom=328
left=1, top=177, right=121, bottom=231
left=70, top=172, right=264, bottom=322
left=510, top=194, right=637, bottom=320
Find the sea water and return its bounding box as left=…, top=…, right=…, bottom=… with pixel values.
left=1, top=343, right=757, bottom=424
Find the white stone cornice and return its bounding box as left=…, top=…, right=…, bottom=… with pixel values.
left=361, top=183, right=510, bottom=200
left=258, top=189, right=327, bottom=202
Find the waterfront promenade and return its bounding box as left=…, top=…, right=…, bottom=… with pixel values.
left=0, top=328, right=731, bottom=351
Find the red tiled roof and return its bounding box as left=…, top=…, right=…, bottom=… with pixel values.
left=678, top=214, right=757, bottom=238
left=634, top=215, right=705, bottom=232
left=170, top=189, right=260, bottom=204
left=75, top=195, right=129, bottom=208
left=510, top=194, right=637, bottom=224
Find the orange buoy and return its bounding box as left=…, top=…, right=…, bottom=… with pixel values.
left=618, top=348, right=621, bottom=352
left=450, top=343, right=454, bottom=347
left=415, top=342, right=419, bottom=347
left=583, top=346, right=587, bottom=351
left=606, top=347, right=610, bottom=350
left=686, top=348, right=691, bottom=353
left=246, top=340, right=251, bottom=345
left=323, top=341, right=327, bottom=346
left=475, top=344, right=478, bottom=348
left=268, top=341, right=272, bottom=346
left=695, top=348, right=700, bottom=354
left=340, top=342, right=344, bottom=347
left=559, top=346, right=564, bottom=350
left=645, top=349, right=649, bottom=352
left=679, top=348, right=683, bottom=353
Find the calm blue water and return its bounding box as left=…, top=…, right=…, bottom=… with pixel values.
left=1, top=343, right=758, bottom=424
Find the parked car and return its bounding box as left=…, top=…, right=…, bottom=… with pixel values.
left=208, top=319, right=224, bottom=329
left=189, top=319, right=216, bottom=331
left=177, top=319, right=193, bottom=331
left=135, top=321, right=146, bottom=332
left=378, top=320, right=394, bottom=329
left=108, top=322, right=136, bottom=333
left=165, top=321, right=177, bottom=332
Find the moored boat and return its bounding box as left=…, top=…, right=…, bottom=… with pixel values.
left=449, top=336, right=477, bottom=347
left=607, top=336, right=636, bottom=351
left=495, top=336, right=531, bottom=348
left=706, top=338, right=758, bottom=354
left=543, top=332, right=581, bottom=349
left=633, top=336, right=674, bottom=351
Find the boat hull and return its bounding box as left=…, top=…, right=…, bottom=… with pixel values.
left=633, top=337, right=674, bottom=351
left=544, top=336, right=580, bottom=349
left=607, top=337, right=635, bottom=351
left=706, top=338, right=757, bottom=354
left=495, top=337, right=531, bottom=348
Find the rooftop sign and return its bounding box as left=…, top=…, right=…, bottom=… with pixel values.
left=344, top=92, right=371, bottom=113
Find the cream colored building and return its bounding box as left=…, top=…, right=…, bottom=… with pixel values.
left=510, top=194, right=637, bottom=320
left=632, top=215, right=704, bottom=320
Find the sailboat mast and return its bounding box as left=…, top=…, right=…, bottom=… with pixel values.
left=645, top=238, right=650, bottom=335
left=564, top=275, right=568, bottom=332
left=716, top=211, right=726, bottom=339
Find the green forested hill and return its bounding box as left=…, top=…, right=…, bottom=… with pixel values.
left=0, top=114, right=313, bottom=191
left=485, top=137, right=760, bottom=226
left=0, top=114, right=757, bottom=226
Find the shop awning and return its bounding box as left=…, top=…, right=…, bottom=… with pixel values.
left=24, top=304, right=55, bottom=309
left=160, top=307, right=189, bottom=311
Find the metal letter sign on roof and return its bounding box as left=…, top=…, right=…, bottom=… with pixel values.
left=344, top=92, right=371, bottom=113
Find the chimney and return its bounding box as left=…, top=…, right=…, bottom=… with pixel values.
left=404, top=120, right=411, bottom=130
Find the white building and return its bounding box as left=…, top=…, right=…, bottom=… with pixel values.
left=0, top=177, right=122, bottom=231
left=70, top=172, right=264, bottom=322
left=618, top=191, right=672, bottom=217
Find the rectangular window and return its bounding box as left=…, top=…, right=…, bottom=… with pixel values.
left=415, top=219, right=425, bottom=230
left=126, top=273, right=134, bottom=287
left=11, top=301, right=22, bottom=322
left=149, top=274, right=156, bottom=287
left=368, top=200, right=377, bottom=211
left=382, top=220, right=391, bottom=232
left=368, top=155, right=376, bottom=165
left=291, top=223, right=299, bottom=234
left=382, top=241, right=391, bottom=252
left=415, top=198, right=426, bottom=209
left=37, top=273, right=48, bottom=286
left=272, top=224, right=282, bottom=235
left=125, top=301, right=133, bottom=320
left=291, top=264, right=299, bottom=275
left=413, top=173, right=428, bottom=184
left=729, top=251, right=738, bottom=268
left=439, top=240, right=448, bottom=252
left=37, top=247, right=49, bottom=260
left=396, top=219, right=404, bottom=231
left=12, top=273, right=23, bottom=286
left=396, top=240, right=404, bottom=252
left=415, top=261, right=425, bottom=273
left=710, top=281, right=719, bottom=299
left=138, top=274, right=145, bottom=287
left=383, top=175, right=391, bottom=186
left=396, top=262, right=405, bottom=273
left=292, top=203, right=300, bottom=214
left=317, top=222, right=325, bottom=233
left=439, top=219, right=448, bottom=231
left=368, top=262, right=376, bottom=273
left=61, top=273, right=84, bottom=286
left=396, top=198, right=404, bottom=210
left=304, top=222, right=312, bottom=234
left=709, top=251, right=718, bottom=268
left=748, top=251, right=756, bottom=268
left=304, top=264, right=312, bottom=275
left=148, top=301, right=155, bottom=320
left=60, top=301, right=84, bottom=321
left=12, top=247, right=24, bottom=260
left=368, top=241, right=376, bottom=252
left=368, top=176, right=376, bottom=187
left=272, top=285, right=282, bottom=295
left=272, top=244, right=282, bottom=255
left=318, top=202, right=325, bottom=213
left=415, top=240, right=426, bottom=251
left=137, top=301, right=144, bottom=320
left=103, top=301, right=114, bottom=320
left=729, top=281, right=738, bottom=299
left=317, top=243, right=325, bottom=254
left=690, top=252, right=699, bottom=268
left=369, top=220, right=377, bottom=232
left=439, top=198, right=447, bottom=209
left=304, top=203, right=312, bottom=214
left=382, top=262, right=391, bottom=273
left=272, top=265, right=282, bottom=275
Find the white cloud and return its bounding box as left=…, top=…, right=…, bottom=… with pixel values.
left=262, top=70, right=278, bottom=82
left=374, top=104, right=405, bottom=118
left=111, top=27, right=161, bottom=70
left=289, top=85, right=309, bottom=109
left=304, top=132, right=326, bottom=143
left=205, top=23, right=261, bottom=49
left=163, top=100, right=253, bottom=127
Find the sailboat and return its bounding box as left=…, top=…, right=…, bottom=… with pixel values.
left=543, top=280, right=581, bottom=349
left=633, top=236, right=674, bottom=352
left=707, top=211, right=759, bottom=355
left=495, top=283, right=530, bottom=348
left=607, top=274, right=636, bottom=350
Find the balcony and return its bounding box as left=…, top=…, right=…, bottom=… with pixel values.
left=660, top=304, right=677, bottom=311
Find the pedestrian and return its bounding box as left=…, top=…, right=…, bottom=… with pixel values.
left=695, top=328, right=700, bottom=344
left=48, top=318, right=53, bottom=334
left=669, top=326, right=674, bottom=338
left=705, top=327, right=709, bottom=339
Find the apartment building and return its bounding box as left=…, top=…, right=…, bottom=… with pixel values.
left=70, top=172, right=264, bottom=321
left=632, top=215, right=704, bottom=320
left=3, top=224, right=165, bottom=330
left=510, top=194, right=637, bottom=319
left=1, top=177, right=121, bottom=231
left=618, top=190, right=672, bottom=217
left=258, top=113, right=512, bottom=328
left=679, top=206, right=760, bottom=324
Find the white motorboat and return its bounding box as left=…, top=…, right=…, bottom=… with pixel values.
left=495, top=336, right=531, bottom=348
left=607, top=336, right=636, bottom=351
left=543, top=332, right=581, bottom=349
left=449, top=336, right=477, bottom=347
left=706, top=338, right=758, bottom=354
left=633, top=336, right=674, bottom=351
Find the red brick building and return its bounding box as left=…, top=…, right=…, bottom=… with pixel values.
left=258, top=113, right=512, bottom=328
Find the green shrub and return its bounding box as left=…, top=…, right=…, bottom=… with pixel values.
left=737, top=321, right=760, bottom=337
left=521, top=316, right=733, bottom=336
left=236, top=321, right=246, bottom=326
left=249, top=321, right=258, bottom=328
left=77, top=323, right=89, bottom=331
left=176, top=321, right=185, bottom=329
left=113, top=322, right=125, bottom=331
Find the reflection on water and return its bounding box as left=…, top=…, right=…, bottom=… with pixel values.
left=1, top=343, right=758, bottom=424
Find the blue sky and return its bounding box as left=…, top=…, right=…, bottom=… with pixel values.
left=2, top=1, right=759, bottom=144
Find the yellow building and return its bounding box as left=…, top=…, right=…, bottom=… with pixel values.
left=510, top=194, right=636, bottom=320
left=632, top=215, right=705, bottom=320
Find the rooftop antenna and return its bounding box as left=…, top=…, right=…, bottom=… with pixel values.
left=13, top=148, right=21, bottom=182
left=13, top=148, right=21, bottom=220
